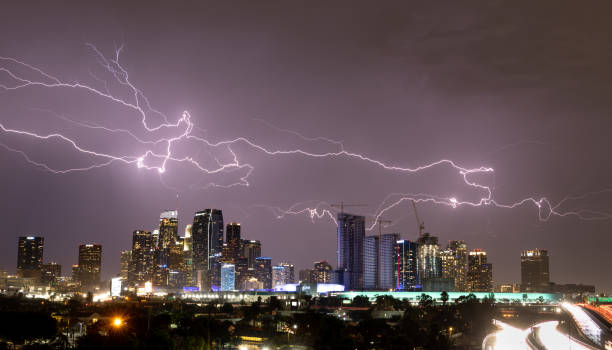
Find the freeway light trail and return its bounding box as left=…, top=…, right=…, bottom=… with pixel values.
left=1, top=45, right=611, bottom=227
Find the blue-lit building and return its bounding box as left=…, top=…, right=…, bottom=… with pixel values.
left=221, top=264, right=235, bottom=291
left=363, top=236, right=378, bottom=289
left=395, top=239, right=419, bottom=290
left=337, top=213, right=365, bottom=290
left=380, top=233, right=399, bottom=289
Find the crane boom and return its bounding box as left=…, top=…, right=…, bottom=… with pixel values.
left=411, top=200, right=425, bottom=239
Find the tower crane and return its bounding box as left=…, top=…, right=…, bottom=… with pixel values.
left=411, top=200, right=425, bottom=239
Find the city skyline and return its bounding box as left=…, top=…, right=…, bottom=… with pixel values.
left=1, top=1, right=611, bottom=294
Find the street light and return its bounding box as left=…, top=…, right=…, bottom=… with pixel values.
left=112, top=317, right=123, bottom=328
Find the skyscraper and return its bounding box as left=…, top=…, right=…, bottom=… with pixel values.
left=225, top=223, right=242, bottom=263
left=220, top=264, right=235, bottom=291
left=467, top=249, right=492, bottom=292
left=129, top=230, right=154, bottom=287
left=521, top=249, right=550, bottom=292
left=363, top=236, right=378, bottom=289
left=379, top=233, right=400, bottom=290
left=182, top=224, right=194, bottom=286
left=254, top=257, right=272, bottom=289
left=313, top=261, right=332, bottom=283
left=192, top=209, right=223, bottom=290
left=417, top=233, right=441, bottom=281
left=441, top=240, right=468, bottom=291
left=17, top=236, right=44, bottom=279
left=242, top=240, right=261, bottom=268
left=158, top=210, right=178, bottom=249
left=299, top=269, right=314, bottom=283
left=337, top=212, right=365, bottom=290
left=394, top=239, right=419, bottom=290
left=120, top=250, right=131, bottom=280
left=40, top=262, right=61, bottom=285
left=78, top=244, right=102, bottom=288
left=272, top=262, right=294, bottom=288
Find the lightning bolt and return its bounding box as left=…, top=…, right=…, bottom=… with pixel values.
left=1, top=45, right=611, bottom=226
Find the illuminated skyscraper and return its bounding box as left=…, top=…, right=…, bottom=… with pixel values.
left=242, top=240, right=261, bottom=268
left=225, top=223, right=242, bottom=263
left=441, top=240, right=468, bottom=291
left=254, top=257, right=272, bottom=289
left=363, top=236, right=379, bottom=290
left=417, top=233, right=441, bottom=281
left=521, top=249, right=549, bottom=292
left=394, top=239, right=419, bottom=290
left=158, top=210, right=178, bottom=249
left=467, top=249, right=492, bottom=292
left=78, top=244, right=102, bottom=288
left=129, top=230, right=154, bottom=287
left=272, top=262, right=294, bottom=288
left=17, top=236, right=44, bottom=279
left=313, top=261, right=332, bottom=283
left=182, top=225, right=194, bottom=286
left=192, top=209, right=223, bottom=290
left=120, top=250, right=131, bottom=280
left=40, top=262, right=61, bottom=285
left=221, top=264, right=235, bottom=291
left=337, top=212, right=365, bottom=290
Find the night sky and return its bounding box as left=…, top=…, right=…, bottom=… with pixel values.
left=1, top=1, right=611, bottom=292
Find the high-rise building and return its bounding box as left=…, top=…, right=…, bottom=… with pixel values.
left=313, top=261, right=332, bottom=283
left=120, top=250, right=131, bottom=280
left=272, top=262, right=294, bottom=288
left=220, top=264, right=235, bottom=291
left=17, top=236, right=44, bottom=279
left=158, top=210, right=179, bottom=249
left=225, top=223, right=242, bottom=263
left=521, top=249, right=550, bottom=292
left=182, top=225, right=194, bottom=286
left=394, top=240, right=419, bottom=290
left=337, top=212, right=365, bottom=290
left=242, top=240, right=261, bottom=268
left=129, top=230, right=154, bottom=287
left=379, top=233, right=399, bottom=290
left=254, top=257, right=272, bottom=289
left=417, top=233, right=441, bottom=281
left=440, top=240, right=468, bottom=291
left=299, top=269, right=314, bottom=283
left=78, top=244, right=102, bottom=288
left=467, top=249, right=492, bottom=292
left=192, top=209, right=223, bottom=290
left=363, top=236, right=379, bottom=290
left=40, top=262, right=61, bottom=285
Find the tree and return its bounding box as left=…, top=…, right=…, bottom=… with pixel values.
left=351, top=295, right=371, bottom=307
left=440, top=291, right=449, bottom=306
left=419, top=293, right=433, bottom=308
left=221, top=302, right=234, bottom=315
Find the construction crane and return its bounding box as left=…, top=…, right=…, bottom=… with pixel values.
left=330, top=202, right=368, bottom=215
left=411, top=200, right=425, bottom=239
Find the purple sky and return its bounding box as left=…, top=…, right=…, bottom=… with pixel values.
left=1, top=1, right=611, bottom=292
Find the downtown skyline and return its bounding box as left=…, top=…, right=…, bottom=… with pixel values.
left=1, top=1, right=612, bottom=294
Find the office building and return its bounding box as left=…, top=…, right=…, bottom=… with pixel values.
left=272, top=262, right=294, bottom=288
left=394, top=240, right=419, bottom=290
left=337, top=212, right=365, bottom=290
left=242, top=239, right=261, bottom=268
left=299, top=269, right=314, bottom=283
left=220, top=264, right=235, bottom=291
left=313, top=261, right=332, bottom=283
left=417, top=233, right=441, bottom=281
left=120, top=250, right=131, bottom=280
left=380, top=233, right=400, bottom=289
left=17, top=236, right=44, bottom=279
left=254, top=257, right=272, bottom=289
left=521, top=249, right=550, bottom=292
left=182, top=225, right=194, bottom=286
left=363, top=236, right=378, bottom=289
left=78, top=244, right=102, bottom=288
left=40, top=262, right=61, bottom=285
left=158, top=210, right=178, bottom=250
left=129, top=230, right=154, bottom=287
left=467, top=249, right=492, bottom=292
left=225, top=223, right=242, bottom=263
left=192, top=209, right=224, bottom=290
